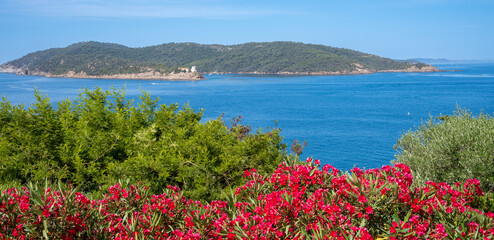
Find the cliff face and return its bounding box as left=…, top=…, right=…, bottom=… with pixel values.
left=0, top=64, right=28, bottom=75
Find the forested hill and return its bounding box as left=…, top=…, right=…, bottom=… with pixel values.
left=0, top=41, right=439, bottom=77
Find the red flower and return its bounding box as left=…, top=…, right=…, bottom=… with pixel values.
left=365, top=206, right=373, bottom=214
left=358, top=195, right=368, bottom=203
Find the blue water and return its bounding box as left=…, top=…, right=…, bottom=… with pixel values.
left=1, top=63, right=493, bottom=170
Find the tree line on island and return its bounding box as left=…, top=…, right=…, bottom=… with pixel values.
left=0, top=41, right=437, bottom=77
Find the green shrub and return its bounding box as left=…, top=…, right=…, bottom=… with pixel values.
left=394, top=107, right=494, bottom=191
left=470, top=192, right=494, bottom=213
left=0, top=88, right=287, bottom=201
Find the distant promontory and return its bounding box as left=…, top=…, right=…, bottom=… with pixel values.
left=0, top=41, right=439, bottom=80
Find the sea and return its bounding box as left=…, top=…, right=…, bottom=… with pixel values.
left=1, top=63, right=493, bottom=171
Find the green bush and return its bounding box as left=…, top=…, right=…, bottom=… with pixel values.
left=470, top=192, right=494, bottom=213
left=394, top=107, right=494, bottom=191
left=0, top=88, right=287, bottom=201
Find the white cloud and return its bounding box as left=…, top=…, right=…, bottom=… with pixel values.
left=0, top=0, right=287, bottom=19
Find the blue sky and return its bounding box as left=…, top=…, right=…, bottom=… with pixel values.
left=1, top=0, right=493, bottom=63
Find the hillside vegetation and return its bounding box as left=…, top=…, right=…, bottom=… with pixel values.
left=1, top=41, right=435, bottom=76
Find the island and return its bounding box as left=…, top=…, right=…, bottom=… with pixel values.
left=0, top=41, right=439, bottom=80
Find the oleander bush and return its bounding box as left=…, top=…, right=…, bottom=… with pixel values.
left=470, top=192, right=494, bottom=214
left=0, top=88, right=286, bottom=201
left=1, top=159, right=493, bottom=239
left=394, top=107, right=494, bottom=192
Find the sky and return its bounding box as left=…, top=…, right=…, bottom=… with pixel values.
left=1, top=0, right=493, bottom=63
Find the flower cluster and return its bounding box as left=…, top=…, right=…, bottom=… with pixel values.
left=1, top=159, right=493, bottom=239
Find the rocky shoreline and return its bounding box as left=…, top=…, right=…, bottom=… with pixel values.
left=205, top=65, right=441, bottom=76
left=0, top=64, right=440, bottom=80
left=0, top=65, right=205, bottom=81
left=377, top=65, right=440, bottom=73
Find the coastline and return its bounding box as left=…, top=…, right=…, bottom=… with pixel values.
left=205, top=65, right=441, bottom=76
left=0, top=65, right=440, bottom=80
left=40, top=71, right=206, bottom=81
left=0, top=66, right=205, bottom=81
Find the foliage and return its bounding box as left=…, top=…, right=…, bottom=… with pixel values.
left=0, top=88, right=286, bottom=201
left=394, top=107, right=494, bottom=191
left=190, top=41, right=420, bottom=73
left=470, top=192, right=494, bottom=214
left=3, top=41, right=429, bottom=76
left=1, top=160, right=493, bottom=239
